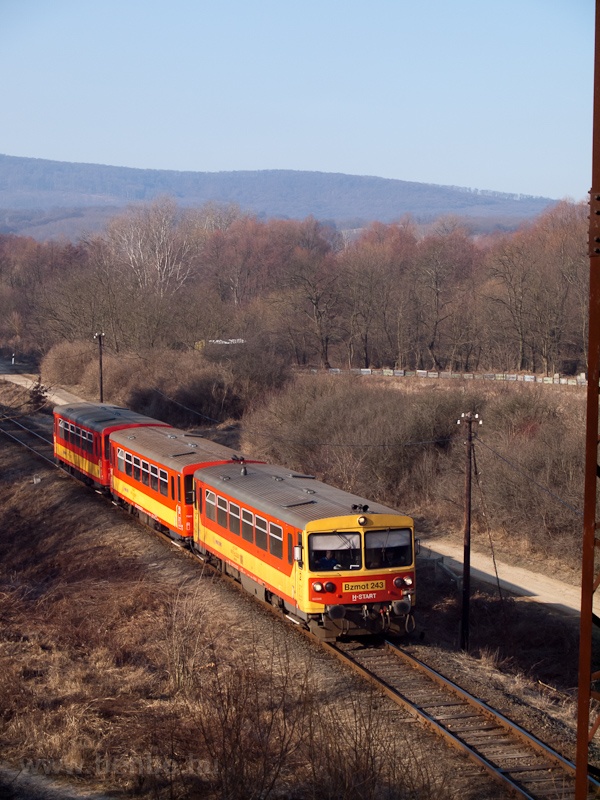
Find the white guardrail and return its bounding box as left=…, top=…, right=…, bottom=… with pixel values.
left=314, top=368, right=588, bottom=386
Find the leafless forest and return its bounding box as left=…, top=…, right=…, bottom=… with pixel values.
left=0, top=198, right=589, bottom=570
left=0, top=198, right=588, bottom=375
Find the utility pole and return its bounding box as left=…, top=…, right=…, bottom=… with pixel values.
left=94, top=332, right=104, bottom=403
left=458, top=412, right=479, bottom=651
left=576, top=3, right=600, bottom=796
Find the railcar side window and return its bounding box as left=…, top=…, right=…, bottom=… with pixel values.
left=255, top=516, right=267, bottom=550
left=159, top=469, right=168, bottom=497
left=242, top=509, right=254, bottom=543
left=269, top=523, right=283, bottom=559
left=125, top=452, right=133, bottom=477
left=117, top=448, right=125, bottom=473
left=150, top=465, right=159, bottom=492
left=184, top=475, right=194, bottom=505
left=365, top=529, right=412, bottom=568
left=229, top=503, right=240, bottom=535
left=308, top=533, right=362, bottom=571
left=217, top=496, right=228, bottom=527
left=133, top=457, right=141, bottom=481
left=205, top=490, right=216, bottom=522
left=141, top=460, right=150, bottom=486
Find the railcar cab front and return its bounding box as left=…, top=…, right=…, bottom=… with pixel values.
left=297, top=513, right=417, bottom=640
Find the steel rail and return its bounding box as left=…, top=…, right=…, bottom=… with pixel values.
left=324, top=640, right=600, bottom=800
left=0, top=414, right=56, bottom=466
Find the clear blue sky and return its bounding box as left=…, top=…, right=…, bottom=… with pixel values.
left=0, top=0, right=594, bottom=200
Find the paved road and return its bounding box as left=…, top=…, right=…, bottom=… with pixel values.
left=0, top=358, right=85, bottom=406
left=420, top=539, right=588, bottom=618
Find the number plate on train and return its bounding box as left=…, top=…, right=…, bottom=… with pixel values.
left=343, top=580, right=385, bottom=592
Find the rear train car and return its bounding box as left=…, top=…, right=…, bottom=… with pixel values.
left=109, top=425, right=260, bottom=542
left=193, top=461, right=416, bottom=640
left=53, top=403, right=168, bottom=490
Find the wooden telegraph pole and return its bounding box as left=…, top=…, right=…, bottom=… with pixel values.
left=576, top=3, right=600, bottom=796
left=459, top=412, right=479, bottom=652
left=94, top=332, right=104, bottom=404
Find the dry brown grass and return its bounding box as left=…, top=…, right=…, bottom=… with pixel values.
left=0, top=432, right=457, bottom=799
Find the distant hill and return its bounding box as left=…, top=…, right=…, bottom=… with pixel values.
left=0, top=153, right=557, bottom=241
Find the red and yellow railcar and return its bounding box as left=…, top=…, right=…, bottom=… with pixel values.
left=109, top=425, right=259, bottom=542
left=53, top=403, right=168, bottom=490
left=193, top=461, right=416, bottom=639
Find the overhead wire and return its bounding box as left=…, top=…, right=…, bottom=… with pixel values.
left=150, top=387, right=456, bottom=448
left=471, top=442, right=506, bottom=607
left=476, top=436, right=582, bottom=518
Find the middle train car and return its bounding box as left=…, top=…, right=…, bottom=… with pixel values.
left=109, top=425, right=261, bottom=542
left=193, top=460, right=416, bottom=639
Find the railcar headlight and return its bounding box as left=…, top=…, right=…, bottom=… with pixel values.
left=324, top=582, right=336, bottom=593
left=403, top=576, right=413, bottom=586
left=313, top=582, right=324, bottom=592
left=394, top=576, right=414, bottom=588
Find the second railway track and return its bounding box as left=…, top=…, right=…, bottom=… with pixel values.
left=0, top=412, right=55, bottom=465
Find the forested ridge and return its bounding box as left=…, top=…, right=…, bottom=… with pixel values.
left=0, top=198, right=588, bottom=377
left=0, top=154, right=557, bottom=240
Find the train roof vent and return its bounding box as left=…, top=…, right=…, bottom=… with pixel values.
left=289, top=473, right=315, bottom=479
left=272, top=476, right=284, bottom=481
left=283, top=500, right=317, bottom=508
left=167, top=434, right=178, bottom=439
left=303, top=489, right=316, bottom=495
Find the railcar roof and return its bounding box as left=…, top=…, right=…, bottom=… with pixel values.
left=110, top=424, right=241, bottom=471
left=196, top=461, right=410, bottom=528
left=54, top=402, right=165, bottom=433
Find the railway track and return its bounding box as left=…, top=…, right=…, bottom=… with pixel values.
left=0, top=412, right=55, bottom=466
left=326, top=639, right=599, bottom=800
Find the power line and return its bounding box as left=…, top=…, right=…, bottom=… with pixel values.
left=475, top=436, right=582, bottom=517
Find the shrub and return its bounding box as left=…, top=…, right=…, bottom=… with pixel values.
left=40, top=340, right=96, bottom=387
left=242, top=376, right=586, bottom=569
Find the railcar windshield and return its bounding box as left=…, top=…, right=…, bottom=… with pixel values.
left=365, top=529, right=412, bottom=569
left=309, top=533, right=362, bottom=571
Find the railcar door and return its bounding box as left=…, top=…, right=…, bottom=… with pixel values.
left=293, top=530, right=306, bottom=612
